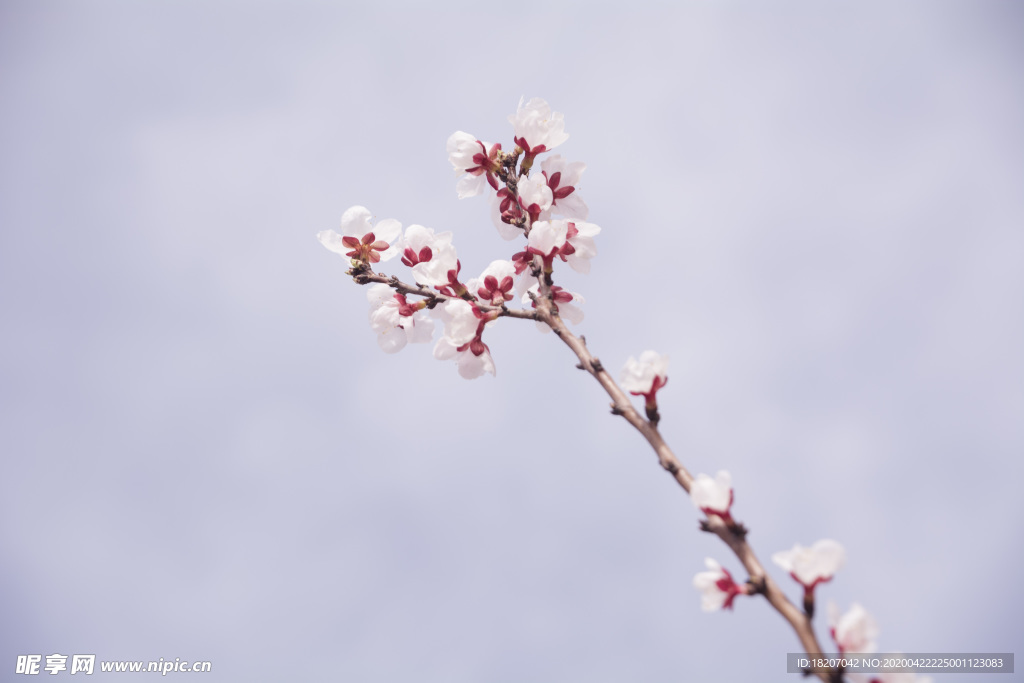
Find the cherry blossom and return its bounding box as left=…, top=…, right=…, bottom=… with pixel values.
left=394, top=225, right=463, bottom=294
left=318, top=205, right=401, bottom=263
left=446, top=131, right=501, bottom=199
left=828, top=602, right=879, bottom=654
left=693, top=558, right=748, bottom=612
left=559, top=220, right=601, bottom=274
left=399, top=224, right=452, bottom=267
left=772, top=539, right=846, bottom=599
left=540, top=155, right=589, bottom=220
left=398, top=224, right=461, bottom=291
left=432, top=299, right=497, bottom=379
left=527, top=219, right=569, bottom=272
left=619, top=350, right=670, bottom=411
left=435, top=339, right=496, bottom=379
left=365, top=284, right=434, bottom=353
left=432, top=299, right=479, bottom=346
left=509, top=97, right=568, bottom=163
left=467, top=260, right=516, bottom=306
left=691, top=470, right=735, bottom=523
left=517, top=173, right=553, bottom=224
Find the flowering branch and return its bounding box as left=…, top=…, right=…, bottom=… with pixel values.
left=532, top=282, right=836, bottom=682
left=319, top=98, right=906, bottom=682
left=349, top=264, right=537, bottom=321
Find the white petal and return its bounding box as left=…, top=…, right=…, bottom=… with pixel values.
left=772, top=548, right=796, bottom=573
left=401, top=224, right=431, bottom=251
left=457, top=348, right=495, bottom=379
left=376, top=327, right=408, bottom=354
left=317, top=229, right=350, bottom=256
left=442, top=299, right=479, bottom=346
left=366, top=283, right=394, bottom=309
left=566, top=253, right=591, bottom=274
left=559, top=301, right=584, bottom=326
left=433, top=336, right=458, bottom=360
left=560, top=160, right=587, bottom=187
left=571, top=220, right=601, bottom=238
left=405, top=313, right=435, bottom=345
left=446, top=131, right=479, bottom=172
left=368, top=300, right=401, bottom=333
left=339, top=205, right=374, bottom=237
left=554, top=192, right=589, bottom=220
left=372, top=218, right=402, bottom=262
left=456, top=173, right=486, bottom=199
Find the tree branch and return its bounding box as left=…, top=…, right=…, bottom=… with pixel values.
left=532, top=298, right=835, bottom=683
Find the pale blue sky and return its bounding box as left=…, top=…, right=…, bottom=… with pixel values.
left=2, top=2, right=1022, bottom=681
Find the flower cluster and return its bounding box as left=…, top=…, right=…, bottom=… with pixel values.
left=319, top=98, right=603, bottom=380
left=693, top=558, right=749, bottom=612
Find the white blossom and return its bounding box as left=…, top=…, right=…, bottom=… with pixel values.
left=318, top=205, right=402, bottom=263
left=365, top=284, right=434, bottom=353
left=693, top=558, right=746, bottom=612
left=527, top=219, right=569, bottom=260
left=413, top=247, right=459, bottom=290
left=561, top=220, right=601, bottom=274
left=517, top=173, right=553, bottom=221
left=772, top=540, right=846, bottom=591
left=508, top=97, right=568, bottom=156
left=619, top=351, right=670, bottom=398
left=431, top=298, right=495, bottom=379
left=432, top=299, right=480, bottom=348
left=468, top=260, right=516, bottom=306
left=828, top=602, right=879, bottom=654
left=446, top=131, right=500, bottom=199
left=541, top=155, right=589, bottom=219
left=399, top=224, right=453, bottom=266
left=433, top=337, right=496, bottom=379
left=398, top=224, right=460, bottom=289
left=691, top=470, right=733, bottom=518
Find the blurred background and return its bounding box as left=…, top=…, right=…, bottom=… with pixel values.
left=1, top=1, right=1022, bottom=680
